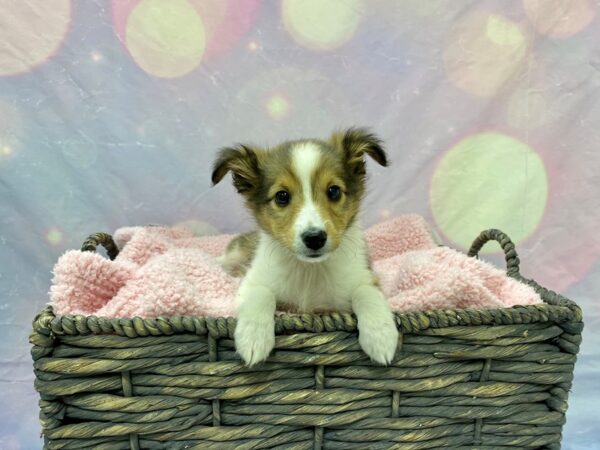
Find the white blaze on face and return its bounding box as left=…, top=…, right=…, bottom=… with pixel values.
left=292, top=143, right=326, bottom=245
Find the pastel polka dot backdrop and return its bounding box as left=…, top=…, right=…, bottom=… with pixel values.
left=430, top=132, right=548, bottom=251
left=0, top=101, right=22, bottom=164
left=522, top=0, right=597, bottom=38
left=265, top=93, right=292, bottom=120
left=443, top=12, right=529, bottom=97
left=282, top=0, right=365, bottom=51
left=0, top=0, right=71, bottom=76
left=1, top=2, right=599, bottom=447
left=125, top=0, right=207, bottom=79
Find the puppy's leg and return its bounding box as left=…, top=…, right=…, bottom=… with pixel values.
left=352, top=285, right=398, bottom=365
left=234, top=283, right=276, bottom=366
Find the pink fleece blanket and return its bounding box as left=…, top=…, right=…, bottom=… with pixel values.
left=50, top=215, right=541, bottom=318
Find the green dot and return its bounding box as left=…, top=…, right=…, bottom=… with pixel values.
left=266, top=94, right=291, bottom=120
left=126, top=0, right=206, bottom=78
left=430, top=132, right=548, bottom=251
left=282, top=0, right=364, bottom=51
left=47, top=228, right=63, bottom=246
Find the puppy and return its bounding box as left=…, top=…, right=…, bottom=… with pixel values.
left=212, top=128, right=399, bottom=366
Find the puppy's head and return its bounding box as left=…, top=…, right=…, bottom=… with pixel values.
left=212, top=127, right=387, bottom=262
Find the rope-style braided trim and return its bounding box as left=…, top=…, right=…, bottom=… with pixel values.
left=30, top=229, right=580, bottom=343
left=80, top=232, right=119, bottom=260
left=31, top=287, right=582, bottom=346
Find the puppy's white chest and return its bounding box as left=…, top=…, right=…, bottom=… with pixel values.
left=277, top=262, right=353, bottom=312
left=240, top=227, right=373, bottom=313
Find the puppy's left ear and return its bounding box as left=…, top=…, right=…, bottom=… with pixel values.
left=331, top=127, right=388, bottom=174
left=211, top=144, right=261, bottom=194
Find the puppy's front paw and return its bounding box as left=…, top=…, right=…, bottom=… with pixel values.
left=358, top=319, right=399, bottom=365
left=234, top=316, right=275, bottom=366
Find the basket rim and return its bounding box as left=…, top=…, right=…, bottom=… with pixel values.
left=33, top=275, right=582, bottom=341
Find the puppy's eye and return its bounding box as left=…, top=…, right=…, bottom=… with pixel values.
left=327, top=185, right=342, bottom=201
left=274, top=190, right=290, bottom=206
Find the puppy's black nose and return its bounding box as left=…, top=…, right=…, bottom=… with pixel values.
left=302, top=229, right=327, bottom=251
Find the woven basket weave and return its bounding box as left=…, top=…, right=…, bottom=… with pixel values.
left=30, top=229, right=583, bottom=449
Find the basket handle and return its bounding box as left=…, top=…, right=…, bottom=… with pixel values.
left=467, top=229, right=520, bottom=277
left=81, top=232, right=120, bottom=260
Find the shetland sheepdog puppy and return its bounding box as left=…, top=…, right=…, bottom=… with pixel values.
left=212, top=128, right=399, bottom=366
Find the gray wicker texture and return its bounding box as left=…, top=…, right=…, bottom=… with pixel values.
left=30, top=229, right=583, bottom=449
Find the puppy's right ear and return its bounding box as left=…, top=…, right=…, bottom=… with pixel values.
left=211, top=145, right=261, bottom=194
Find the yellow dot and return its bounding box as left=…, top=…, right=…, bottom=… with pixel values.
left=0, top=0, right=71, bottom=76
left=2, top=145, right=11, bottom=156
left=248, top=41, right=258, bottom=51
left=444, top=13, right=527, bottom=97
left=282, top=0, right=364, bottom=51
left=523, top=0, right=596, bottom=38
left=486, top=15, right=524, bottom=46
left=265, top=94, right=291, bottom=120
left=126, top=0, right=206, bottom=78
left=430, top=133, right=548, bottom=251
left=47, top=228, right=63, bottom=246
left=91, top=51, right=102, bottom=62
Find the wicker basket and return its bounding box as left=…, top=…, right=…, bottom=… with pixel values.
left=30, top=229, right=583, bottom=449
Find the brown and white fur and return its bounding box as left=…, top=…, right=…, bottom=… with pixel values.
left=211, top=128, right=399, bottom=366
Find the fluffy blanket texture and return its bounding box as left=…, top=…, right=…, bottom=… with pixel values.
left=50, top=215, right=541, bottom=318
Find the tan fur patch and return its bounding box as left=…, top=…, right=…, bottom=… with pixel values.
left=255, top=170, right=304, bottom=251
left=219, top=231, right=258, bottom=277
left=311, top=164, right=360, bottom=252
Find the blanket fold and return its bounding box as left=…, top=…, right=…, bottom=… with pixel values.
left=50, top=214, right=541, bottom=318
